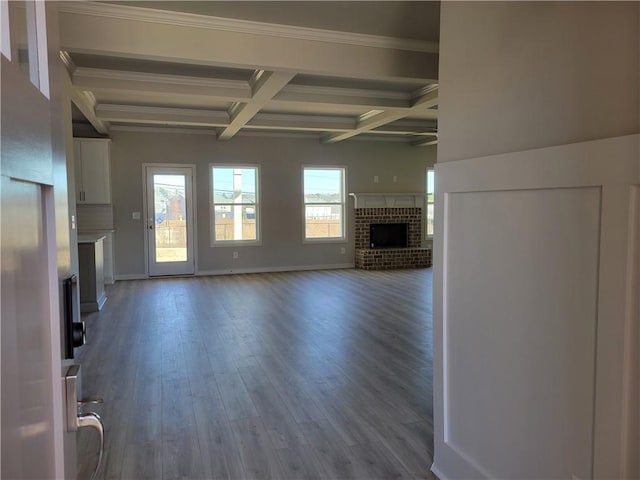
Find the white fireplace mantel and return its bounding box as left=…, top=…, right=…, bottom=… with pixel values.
left=349, top=192, right=424, bottom=209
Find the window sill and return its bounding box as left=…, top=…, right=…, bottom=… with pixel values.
left=211, top=240, right=262, bottom=247
left=303, top=238, right=347, bottom=245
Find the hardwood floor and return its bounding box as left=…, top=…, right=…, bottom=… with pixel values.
left=77, top=268, right=434, bottom=480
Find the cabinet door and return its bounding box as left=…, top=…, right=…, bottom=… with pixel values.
left=80, top=140, right=111, bottom=204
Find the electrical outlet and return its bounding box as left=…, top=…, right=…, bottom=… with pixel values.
left=393, top=175, right=398, bottom=183
left=340, top=247, right=346, bottom=254
left=132, top=211, right=141, bottom=220
left=374, top=175, right=379, bottom=184
left=233, top=251, right=238, bottom=259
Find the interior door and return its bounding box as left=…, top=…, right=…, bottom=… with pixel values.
left=1, top=178, right=62, bottom=478
left=1, top=2, right=71, bottom=477
left=145, top=165, right=195, bottom=276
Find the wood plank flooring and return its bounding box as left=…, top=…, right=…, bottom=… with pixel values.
left=76, top=268, right=434, bottom=480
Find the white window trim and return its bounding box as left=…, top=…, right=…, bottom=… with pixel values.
left=210, top=163, right=261, bottom=247
left=302, top=165, right=347, bottom=244
left=1, top=0, right=11, bottom=60
left=426, top=167, right=435, bottom=240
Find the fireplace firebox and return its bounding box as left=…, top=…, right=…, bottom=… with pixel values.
left=370, top=223, right=408, bottom=248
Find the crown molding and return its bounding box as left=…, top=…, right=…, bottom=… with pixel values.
left=411, top=136, right=438, bottom=147
left=412, top=84, right=439, bottom=100
left=57, top=2, right=439, bottom=54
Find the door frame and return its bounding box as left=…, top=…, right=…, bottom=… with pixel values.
left=142, top=163, right=197, bottom=277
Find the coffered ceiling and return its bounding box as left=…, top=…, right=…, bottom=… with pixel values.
left=60, top=1, right=440, bottom=146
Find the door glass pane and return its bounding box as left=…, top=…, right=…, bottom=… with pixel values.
left=153, top=174, right=187, bottom=262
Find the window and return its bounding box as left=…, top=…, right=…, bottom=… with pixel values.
left=3, top=0, right=49, bottom=97
left=426, top=168, right=435, bottom=237
left=211, top=165, right=259, bottom=244
left=303, top=167, right=346, bottom=241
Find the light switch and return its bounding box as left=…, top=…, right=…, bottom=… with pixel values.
left=132, top=212, right=141, bottom=220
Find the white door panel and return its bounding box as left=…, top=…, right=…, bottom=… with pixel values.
left=1, top=177, right=58, bottom=478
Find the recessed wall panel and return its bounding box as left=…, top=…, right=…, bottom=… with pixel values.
left=444, top=187, right=600, bottom=479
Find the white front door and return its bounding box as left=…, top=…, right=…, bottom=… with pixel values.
left=145, top=165, right=196, bottom=276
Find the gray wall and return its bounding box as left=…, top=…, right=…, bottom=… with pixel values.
left=438, top=1, right=639, bottom=163
left=110, top=130, right=435, bottom=276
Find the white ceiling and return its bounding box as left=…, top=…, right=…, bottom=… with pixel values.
left=61, top=1, right=439, bottom=146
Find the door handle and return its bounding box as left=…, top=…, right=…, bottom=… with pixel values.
left=77, top=412, right=104, bottom=480
left=65, top=365, right=104, bottom=480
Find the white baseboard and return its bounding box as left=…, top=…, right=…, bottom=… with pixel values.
left=114, top=273, right=148, bottom=281
left=114, top=263, right=355, bottom=281
left=196, top=263, right=355, bottom=276
left=430, top=464, right=449, bottom=480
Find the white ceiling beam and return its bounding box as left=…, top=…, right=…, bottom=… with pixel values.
left=73, top=67, right=251, bottom=101
left=322, top=111, right=405, bottom=143
left=217, top=70, right=295, bottom=140
left=248, top=113, right=355, bottom=133
left=57, top=2, right=439, bottom=54
left=272, top=90, right=411, bottom=111
left=71, top=89, right=110, bottom=134
left=58, top=5, right=438, bottom=82
left=70, top=66, right=436, bottom=116
left=94, top=103, right=361, bottom=134
left=95, top=104, right=228, bottom=127
left=322, top=87, right=438, bottom=144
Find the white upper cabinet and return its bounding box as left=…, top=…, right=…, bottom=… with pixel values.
left=74, top=138, right=111, bottom=204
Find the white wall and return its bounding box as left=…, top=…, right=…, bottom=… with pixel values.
left=434, top=2, right=639, bottom=479
left=109, top=130, right=435, bottom=277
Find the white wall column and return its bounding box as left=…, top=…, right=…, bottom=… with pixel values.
left=433, top=3, right=639, bottom=479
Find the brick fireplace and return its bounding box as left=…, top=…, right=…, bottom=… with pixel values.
left=350, top=194, right=432, bottom=270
